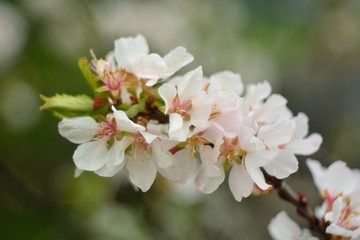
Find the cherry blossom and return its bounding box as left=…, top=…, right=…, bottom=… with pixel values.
left=58, top=107, right=144, bottom=176
left=268, top=211, right=318, bottom=240
left=307, top=159, right=360, bottom=239
left=113, top=34, right=194, bottom=86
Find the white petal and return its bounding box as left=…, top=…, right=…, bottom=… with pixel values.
left=293, top=112, right=309, bottom=139
left=126, top=156, right=157, bottom=192
left=268, top=211, right=303, bottom=240
left=151, top=139, right=174, bottom=168
left=245, top=153, right=270, bottom=190
left=73, top=141, right=108, bottom=171
left=58, top=117, right=99, bottom=144
left=195, top=166, right=225, bottom=194
left=306, top=159, right=325, bottom=193
left=163, top=47, right=194, bottom=76
left=158, top=83, right=177, bottom=114
left=264, top=150, right=298, bottom=179
left=286, top=133, right=323, bottom=155
left=95, top=138, right=132, bottom=177
left=140, top=131, right=158, bottom=144
left=209, top=71, right=243, bottom=95
left=177, top=66, right=203, bottom=101
left=169, top=113, right=184, bottom=133
left=114, top=34, right=148, bottom=70
left=190, top=92, right=212, bottom=128
left=244, top=80, right=271, bottom=107
left=158, top=149, right=196, bottom=184
left=326, top=224, right=355, bottom=238
left=229, top=164, right=253, bottom=202
left=199, top=145, right=222, bottom=177
left=258, top=121, right=294, bottom=147
left=112, top=106, right=145, bottom=132
left=133, top=53, right=167, bottom=80
left=255, top=94, right=292, bottom=124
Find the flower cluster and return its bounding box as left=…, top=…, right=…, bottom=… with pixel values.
left=42, top=35, right=323, bottom=200
left=269, top=159, right=360, bottom=240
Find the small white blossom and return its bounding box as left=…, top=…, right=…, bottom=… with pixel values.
left=268, top=211, right=318, bottom=240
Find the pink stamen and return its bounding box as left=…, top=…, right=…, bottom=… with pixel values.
left=95, top=118, right=117, bottom=141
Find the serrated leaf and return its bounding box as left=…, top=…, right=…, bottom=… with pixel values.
left=78, top=57, right=99, bottom=91
left=40, top=94, right=94, bottom=112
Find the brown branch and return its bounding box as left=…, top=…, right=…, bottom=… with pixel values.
left=262, top=169, right=330, bottom=239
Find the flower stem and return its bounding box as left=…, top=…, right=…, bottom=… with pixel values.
left=262, top=169, right=330, bottom=239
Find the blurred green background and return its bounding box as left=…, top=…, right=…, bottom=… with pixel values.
left=0, top=0, right=359, bottom=239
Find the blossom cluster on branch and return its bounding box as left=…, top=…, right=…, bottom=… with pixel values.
left=40, top=35, right=360, bottom=239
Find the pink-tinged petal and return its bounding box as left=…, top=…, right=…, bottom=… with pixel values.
left=177, top=67, right=203, bottom=101
left=158, top=149, right=196, bottom=184
left=244, top=153, right=270, bottom=190
left=195, top=166, right=225, bottom=194
left=244, top=80, right=271, bottom=107
left=58, top=117, right=99, bottom=144
left=134, top=53, right=167, bottom=80
left=286, top=133, right=322, bottom=155
left=95, top=138, right=131, bottom=177
left=264, top=150, right=298, bottom=179
left=229, top=164, right=253, bottom=202
left=293, top=112, right=309, bottom=139
left=268, top=211, right=303, bottom=240
left=202, top=125, right=225, bottom=146
left=114, top=34, right=149, bottom=70
left=209, top=71, right=243, bottom=95
left=218, top=109, right=243, bottom=134
left=73, top=141, right=108, bottom=171
left=163, top=47, right=194, bottom=77
left=126, top=157, right=157, bottom=192
left=257, top=121, right=294, bottom=147
left=158, top=83, right=177, bottom=114
left=112, top=106, right=145, bottom=132
left=151, top=139, right=174, bottom=168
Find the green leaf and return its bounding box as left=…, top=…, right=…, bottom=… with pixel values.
left=40, top=94, right=94, bottom=113
left=125, top=103, right=145, bottom=118
left=78, top=57, right=99, bottom=91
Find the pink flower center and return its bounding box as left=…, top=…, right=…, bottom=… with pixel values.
left=220, top=137, right=245, bottom=165
left=95, top=118, right=117, bottom=141
left=130, top=133, right=151, bottom=160
left=171, top=95, right=192, bottom=121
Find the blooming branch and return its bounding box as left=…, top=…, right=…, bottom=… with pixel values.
left=40, top=34, right=360, bottom=240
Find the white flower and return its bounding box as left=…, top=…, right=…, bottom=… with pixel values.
left=219, top=125, right=271, bottom=201
left=307, top=159, right=360, bottom=238
left=125, top=131, right=175, bottom=192
left=286, top=113, right=322, bottom=155
left=268, top=211, right=318, bottom=240
left=113, top=34, right=193, bottom=86
left=158, top=67, right=212, bottom=141
left=58, top=107, right=145, bottom=176
left=207, top=71, right=244, bottom=138
left=258, top=121, right=299, bottom=179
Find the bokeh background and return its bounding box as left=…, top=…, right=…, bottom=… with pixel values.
left=1, top=0, right=360, bottom=239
